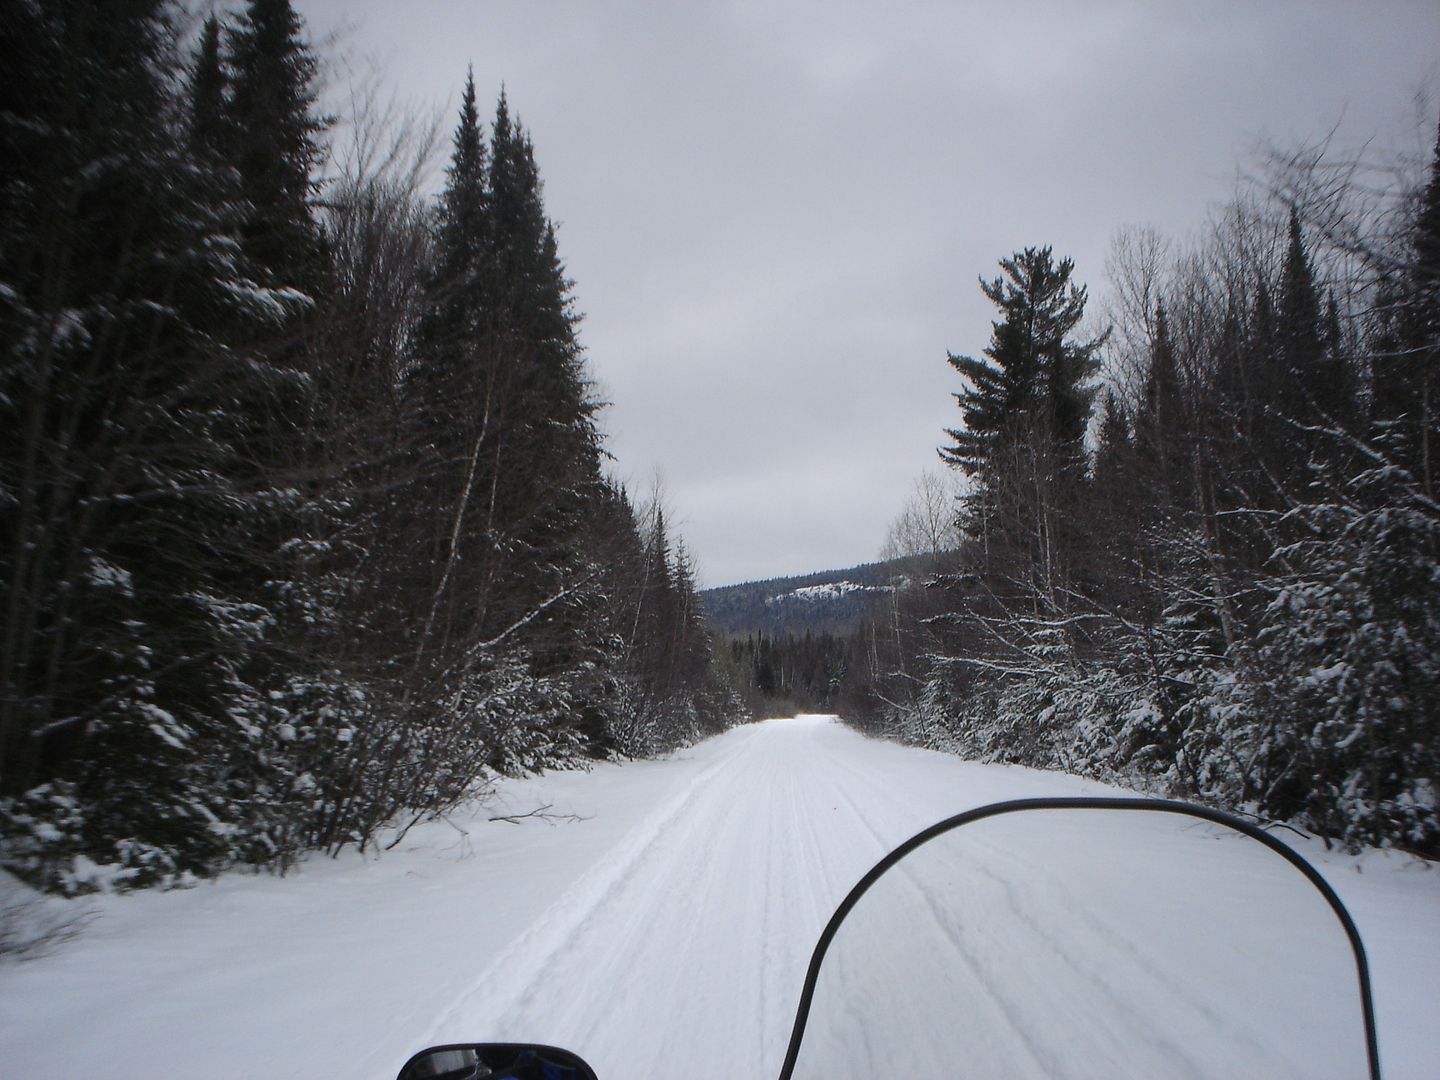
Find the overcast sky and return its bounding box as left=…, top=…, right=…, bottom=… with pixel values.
left=295, top=0, right=1438, bottom=588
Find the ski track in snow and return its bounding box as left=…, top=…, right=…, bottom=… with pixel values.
left=1, top=716, right=1436, bottom=1080
left=414, top=719, right=901, bottom=1076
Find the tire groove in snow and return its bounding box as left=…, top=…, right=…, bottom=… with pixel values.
left=419, top=718, right=897, bottom=1078
left=411, top=730, right=753, bottom=1051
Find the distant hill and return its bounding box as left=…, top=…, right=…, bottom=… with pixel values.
left=701, top=556, right=929, bottom=637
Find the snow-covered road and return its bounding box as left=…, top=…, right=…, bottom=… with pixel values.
left=2, top=717, right=1436, bottom=1079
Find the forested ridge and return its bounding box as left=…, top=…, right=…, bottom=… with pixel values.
left=699, top=557, right=926, bottom=636
left=704, top=560, right=910, bottom=718
left=842, top=125, right=1440, bottom=856
left=0, top=0, right=729, bottom=895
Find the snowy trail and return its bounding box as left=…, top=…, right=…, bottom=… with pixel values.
left=410, top=717, right=908, bottom=1076
left=1, top=716, right=1437, bottom=1079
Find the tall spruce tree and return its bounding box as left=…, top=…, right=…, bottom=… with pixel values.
left=187, top=15, right=228, bottom=162
left=1278, top=208, right=1324, bottom=396
left=1374, top=114, right=1440, bottom=497
left=400, top=77, right=611, bottom=773
left=428, top=69, right=489, bottom=331
left=226, top=0, right=328, bottom=293
left=1278, top=207, right=1355, bottom=433
left=640, top=508, right=678, bottom=693
left=670, top=540, right=713, bottom=699
left=404, top=70, right=493, bottom=670
left=479, top=91, right=603, bottom=675
left=1133, top=301, right=1189, bottom=509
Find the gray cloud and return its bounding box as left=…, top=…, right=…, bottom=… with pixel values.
left=300, top=0, right=1439, bottom=585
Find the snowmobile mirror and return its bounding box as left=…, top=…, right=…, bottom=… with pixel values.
left=397, top=1042, right=600, bottom=1080
left=780, top=797, right=1380, bottom=1080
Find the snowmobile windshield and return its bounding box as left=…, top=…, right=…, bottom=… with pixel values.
left=779, top=798, right=1379, bottom=1080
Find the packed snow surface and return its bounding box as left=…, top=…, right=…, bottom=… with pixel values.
left=2, top=717, right=1436, bottom=1079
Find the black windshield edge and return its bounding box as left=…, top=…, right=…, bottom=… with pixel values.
left=776, top=795, right=1381, bottom=1080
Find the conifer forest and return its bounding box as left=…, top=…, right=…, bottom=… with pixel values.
left=0, top=1, right=728, bottom=893
left=842, top=159, right=1440, bottom=857
left=2, top=0, right=1438, bottom=904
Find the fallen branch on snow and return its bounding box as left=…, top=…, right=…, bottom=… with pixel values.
left=488, top=803, right=587, bottom=826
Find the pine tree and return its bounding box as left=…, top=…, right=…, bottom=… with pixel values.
left=1279, top=208, right=1324, bottom=401
left=1133, top=301, right=1190, bottom=509
left=477, top=91, right=603, bottom=673
left=670, top=540, right=712, bottom=695
left=403, top=71, right=493, bottom=670
left=0, top=0, right=290, bottom=889
left=226, top=0, right=329, bottom=292
left=1212, top=304, right=1248, bottom=431
left=1091, top=390, right=1134, bottom=518
left=942, top=247, right=1103, bottom=601
left=1278, top=207, right=1356, bottom=433
left=639, top=509, right=678, bottom=691
left=1221, top=274, right=1295, bottom=508
left=0, top=29, right=725, bottom=887
left=187, top=14, right=227, bottom=162
left=1082, top=389, right=1152, bottom=623
left=399, top=78, right=611, bottom=772
left=428, top=69, right=489, bottom=333
left=1374, top=114, right=1440, bottom=497
left=943, top=247, right=1103, bottom=480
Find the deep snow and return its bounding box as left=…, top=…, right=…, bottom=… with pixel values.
left=1, top=716, right=1436, bottom=1078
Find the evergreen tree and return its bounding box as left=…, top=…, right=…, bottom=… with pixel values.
left=1211, top=304, right=1249, bottom=431
left=0, top=0, right=289, bottom=889
left=863, top=125, right=1439, bottom=857
left=1279, top=207, right=1356, bottom=432
left=1219, top=274, right=1294, bottom=509
left=0, top=27, right=729, bottom=890
left=426, top=69, right=488, bottom=336
left=670, top=540, right=712, bottom=696
left=477, top=91, right=603, bottom=675
left=1374, top=114, right=1440, bottom=497
left=403, top=70, right=493, bottom=668
left=226, top=0, right=329, bottom=292
left=187, top=14, right=227, bottom=162
left=1133, top=301, right=1189, bottom=509
left=640, top=509, right=678, bottom=691
left=943, top=248, right=1101, bottom=477
left=399, top=77, right=611, bottom=771
left=1091, top=390, right=1134, bottom=518
left=1278, top=208, right=1324, bottom=400
left=1082, top=390, right=1149, bottom=621
left=942, top=247, right=1103, bottom=602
